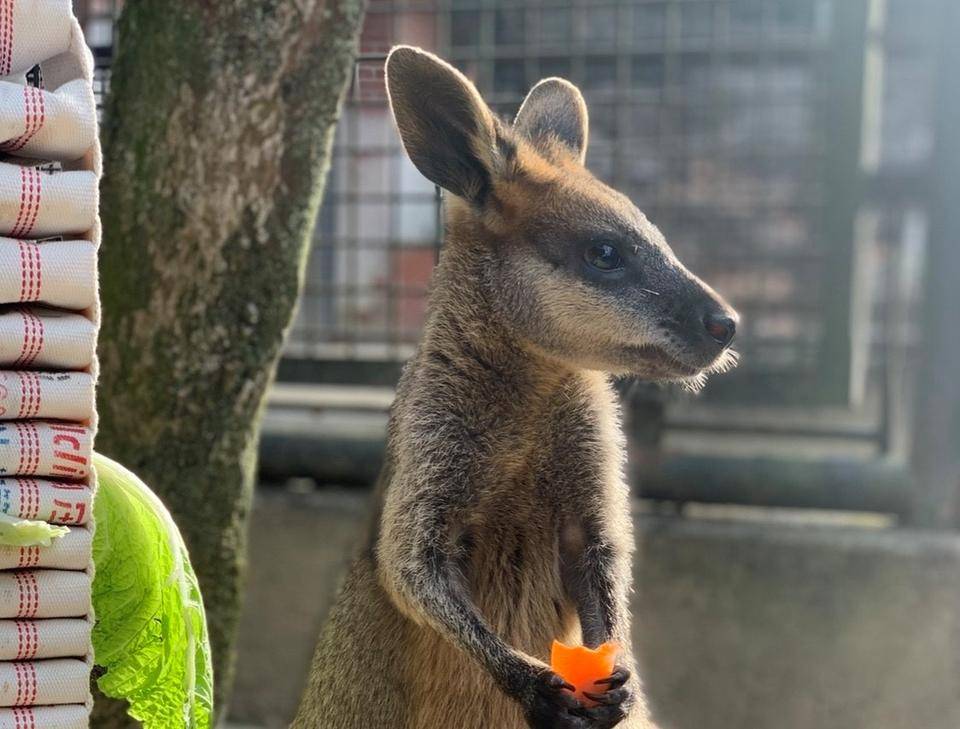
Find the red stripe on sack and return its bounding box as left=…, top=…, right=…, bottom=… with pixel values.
left=17, top=168, right=41, bottom=238
left=18, top=478, right=29, bottom=518
left=26, top=422, right=39, bottom=476
left=4, top=0, right=12, bottom=78
left=22, top=372, right=31, bottom=417
left=22, top=571, right=38, bottom=618
left=13, top=309, right=43, bottom=368
left=0, top=0, right=12, bottom=77
left=51, top=423, right=85, bottom=435
left=29, top=241, right=40, bottom=301
left=12, top=310, right=32, bottom=368
left=16, top=477, right=27, bottom=516
left=15, top=87, right=43, bottom=152
left=12, top=707, right=33, bottom=729
left=15, top=372, right=39, bottom=419
left=27, top=478, right=39, bottom=519
left=13, top=422, right=38, bottom=476
left=15, top=371, right=25, bottom=418
left=27, top=373, right=40, bottom=418
left=13, top=571, right=24, bottom=617
left=14, top=423, right=27, bottom=475
left=14, top=619, right=24, bottom=659
left=11, top=661, right=35, bottom=707
left=14, top=620, right=36, bottom=660
left=24, top=423, right=35, bottom=476
left=14, top=661, right=34, bottom=707
left=24, top=620, right=36, bottom=659
left=13, top=661, right=23, bottom=705
left=9, top=168, right=41, bottom=239
left=17, top=240, right=26, bottom=301
left=29, top=312, right=44, bottom=367
left=25, top=168, right=41, bottom=237
left=17, top=241, right=41, bottom=302
left=54, top=451, right=85, bottom=465
left=13, top=572, right=39, bottom=619
left=27, top=311, right=43, bottom=367
left=18, top=477, right=27, bottom=518
left=9, top=166, right=29, bottom=238
left=19, top=546, right=38, bottom=568
left=22, top=241, right=33, bottom=301
left=26, top=87, right=44, bottom=150
left=24, top=661, right=36, bottom=705
left=29, top=373, right=39, bottom=418
left=3, top=0, right=12, bottom=78
left=1, top=87, right=45, bottom=153
left=14, top=422, right=26, bottom=474
left=14, top=707, right=33, bottom=729
left=51, top=480, right=87, bottom=491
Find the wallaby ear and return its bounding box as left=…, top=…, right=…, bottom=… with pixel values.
left=514, top=78, right=589, bottom=163
left=386, top=46, right=500, bottom=205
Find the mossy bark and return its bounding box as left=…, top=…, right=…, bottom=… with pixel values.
left=93, top=0, right=366, bottom=724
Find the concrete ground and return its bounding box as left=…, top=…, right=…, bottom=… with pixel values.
left=229, top=486, right=960, bottom=729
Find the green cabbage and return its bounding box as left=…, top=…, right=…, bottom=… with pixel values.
left=0, top=512, right=69, bottom=546
left=92, top=453, right=214, bottom=728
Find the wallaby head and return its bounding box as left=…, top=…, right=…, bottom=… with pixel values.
left=386, top=46, right=739, bottom=388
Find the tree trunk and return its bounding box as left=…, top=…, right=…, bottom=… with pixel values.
left=93, top=0, right=366, bottom=724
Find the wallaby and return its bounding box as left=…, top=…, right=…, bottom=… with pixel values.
left=293, top=46, right=738, bottom=729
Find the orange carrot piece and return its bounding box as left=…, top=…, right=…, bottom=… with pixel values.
left=550, top=640, right=619, bottom=706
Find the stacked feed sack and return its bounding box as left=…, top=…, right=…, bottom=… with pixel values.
left=0, top=2, right=101, bottom=727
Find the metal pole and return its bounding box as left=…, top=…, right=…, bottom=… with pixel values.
left=908, top=0, right=960, bottom=529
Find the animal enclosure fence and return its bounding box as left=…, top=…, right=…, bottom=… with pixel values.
left=290, top=0, right=917, bottom=399
left=77, top=0, right=949, bottom=519
left=280, top=0, right=941, bottom=517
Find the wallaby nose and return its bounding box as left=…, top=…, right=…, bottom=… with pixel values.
left=703, top=313, right=736, bottom=348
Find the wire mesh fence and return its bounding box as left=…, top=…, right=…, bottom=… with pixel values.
left=72, top=0, right=940, bottom=467
left=287, top=0, right=936, bottom=415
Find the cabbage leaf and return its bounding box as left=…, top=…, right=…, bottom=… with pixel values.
left=0, top=512, right=69, bottom=546
left=92, top=453, right=214, bottom=728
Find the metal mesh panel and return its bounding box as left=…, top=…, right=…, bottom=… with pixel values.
left=70, top=0, right=939, bottom=423
left=288, top=0, right=887, bottom=404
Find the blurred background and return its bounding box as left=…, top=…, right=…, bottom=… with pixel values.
left=77, top=1, right=959, bottom=728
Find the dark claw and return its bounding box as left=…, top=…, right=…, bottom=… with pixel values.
left=583, top=688, right=629, bottom=706
left=594, top=666, right=631, bottom=689
left=547, top=674, right=577, bottom=693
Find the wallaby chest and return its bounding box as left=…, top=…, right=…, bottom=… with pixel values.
left=442, top=371, right=627, bottom=648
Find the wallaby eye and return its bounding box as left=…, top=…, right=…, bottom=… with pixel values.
left=584, top=243, right=623, bottom=272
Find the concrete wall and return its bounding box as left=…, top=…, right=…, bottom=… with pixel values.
left=229, top=488, right=960, bottom=729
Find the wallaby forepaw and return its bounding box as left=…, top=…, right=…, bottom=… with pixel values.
left=522, top=668, right=591, bottom=729
left=576, top=665, right=635, bottom=728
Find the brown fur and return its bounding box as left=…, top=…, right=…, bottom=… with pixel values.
left=293, top=47, right=738, bottom=729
